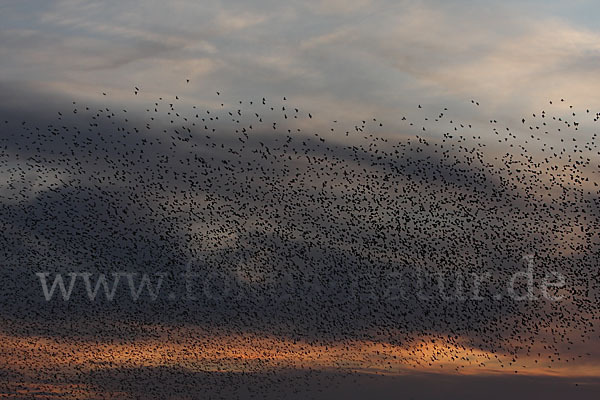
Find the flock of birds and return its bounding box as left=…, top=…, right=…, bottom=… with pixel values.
left=1, top=81, right=599, bottom=397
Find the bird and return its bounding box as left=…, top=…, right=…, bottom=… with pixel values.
left=0, top=85, right=597, bottom=399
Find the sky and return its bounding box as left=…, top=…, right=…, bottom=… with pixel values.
left=2, top=0, right=600, bottom=122
left=1, top=1, right=600, bottom=399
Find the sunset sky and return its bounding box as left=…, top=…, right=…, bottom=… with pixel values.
left=1, top=1, right=600, bottom=399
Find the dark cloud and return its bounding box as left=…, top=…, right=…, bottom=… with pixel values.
left=2, top=364, right=598, bottom=400
left=0, top=85, right=598, bottom=370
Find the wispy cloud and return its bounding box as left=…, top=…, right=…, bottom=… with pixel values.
left=3, top=0, right=600, bottom=124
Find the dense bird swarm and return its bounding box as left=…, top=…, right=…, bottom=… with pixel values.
left=0, top=85, right=599, bottom=397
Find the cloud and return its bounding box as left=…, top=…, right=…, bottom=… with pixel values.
left=305, top=0, right=376, bottom=15
left=0, top=83, right=597, bottom=362
left=4, top=0, right=600, bottom=130
left=2, top=1, right=600, bottom=391
left=214, top=10, right=269, bottom=31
